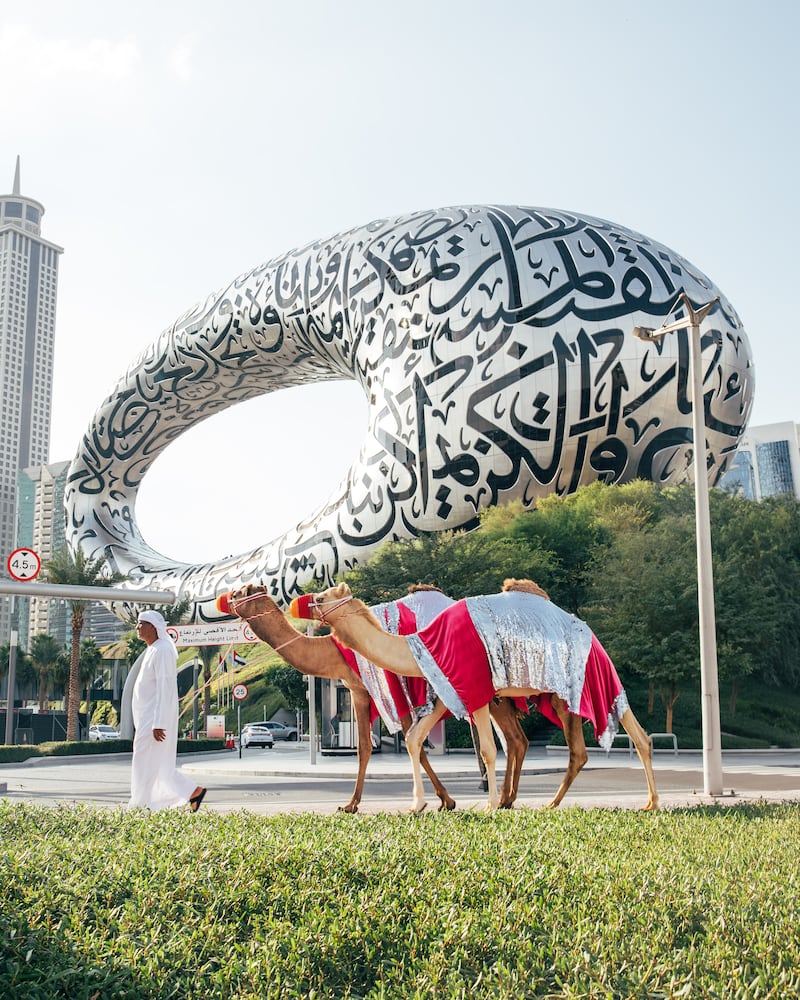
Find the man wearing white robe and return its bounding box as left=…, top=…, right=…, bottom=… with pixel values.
left=128, top=610, right=206, bottom=811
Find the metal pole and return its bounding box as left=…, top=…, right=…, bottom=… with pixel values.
left=688, top=316, right=724, bottom=796
left=192, top=663, right=199, bottom=740
left=0, top=580, right=175, bottom=602
left=4, top=627, right=17, bottom=746
left=307, top=674, right=316, bottom=765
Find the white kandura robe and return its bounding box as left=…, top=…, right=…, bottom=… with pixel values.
left=128, top=636, right=196, bottom=810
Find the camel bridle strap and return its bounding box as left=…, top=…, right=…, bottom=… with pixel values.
left=229, top=590, right=277, bottom=621
left=228, top=590, right=315, bottom=655
left=314, top=594, right=354, bottom=625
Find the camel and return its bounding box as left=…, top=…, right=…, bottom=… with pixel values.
left=216, top=584, right=528, bottom=813
left=290, top=581, right=659, bottom=812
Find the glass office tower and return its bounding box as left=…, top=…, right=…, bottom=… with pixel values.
left=0, top=157, right=63, bottom=643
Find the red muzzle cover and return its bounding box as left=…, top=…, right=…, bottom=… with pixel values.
left=289, top=594, right=315, bottom=619
left=216, top=592, right=232, bottom=615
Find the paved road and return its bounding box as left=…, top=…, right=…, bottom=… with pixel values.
left=2, top=744, right=800, bottom=814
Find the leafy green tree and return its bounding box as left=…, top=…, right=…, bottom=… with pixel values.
left=343, top=528, right=552, bottom=605
left=711, top=492, right=800, bottom=706
left=29, top=633, right=62, bottom=711
left=587, top=507, right=700, bottom=732
left=269, top=664, right=308, bottom=714
left=1, top=645, right=35, bottom=706
left=500, top=484, right=612, bottom=613
left=92, top=701, right=119, bottom=727
left=43, top=547, right=124, bottom=741
left=126, top=632, right=145, bottom=666
left=17, top=651, right=37, bottom=702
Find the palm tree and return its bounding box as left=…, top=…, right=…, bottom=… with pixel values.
left=44, top=547, right=124, bottom=741
left=52, top=651, right=70, bottom=713
left=196, top=644, right=222, bottom=719
left=1, top=644, right=34, bottom=712
left=79, top=638, right=102, bottom=726
left=29, top=633, right=61, bottom=711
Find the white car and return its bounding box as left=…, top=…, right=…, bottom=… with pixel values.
left=88, top=724, right=121, bottom=741
left=240, top=723, right=275, bottom=749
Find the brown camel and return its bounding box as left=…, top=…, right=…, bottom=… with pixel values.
left=291, top=582, right=659, bottom=812
left=216, top=585, right=527, bottom=813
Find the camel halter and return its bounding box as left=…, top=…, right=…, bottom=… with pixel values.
left=310, top=594, right=354, bottom=625
left=227, top=589, right=316, bottom=655
left=228, top=590, right=275, bottom=620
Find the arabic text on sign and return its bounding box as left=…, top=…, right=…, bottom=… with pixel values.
left=168, top=622, right=258, bottom=647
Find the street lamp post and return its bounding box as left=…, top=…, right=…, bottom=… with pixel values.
left=633, top=292, right=724, bottom=797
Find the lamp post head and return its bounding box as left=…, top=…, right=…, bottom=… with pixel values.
left=632, top=326, right=660, bottom=341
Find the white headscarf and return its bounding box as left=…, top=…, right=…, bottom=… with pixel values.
left=137, top=609, right=169, bottom=640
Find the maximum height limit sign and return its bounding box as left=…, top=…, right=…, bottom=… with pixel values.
left=7, top=548, right=41, bottom=582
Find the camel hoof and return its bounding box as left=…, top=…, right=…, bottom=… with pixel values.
left=337, top=803, right=359, bottom=814
left=437, top=799, right=456, bottom=812
left=409, top=801, right=428, bottom=814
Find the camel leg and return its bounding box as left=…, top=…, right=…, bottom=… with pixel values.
left=471, top=704, right=499, bottom=809
left=620, top=707, right=659, bottom=811
left=545, top=695, right=588, bottom=809
left=404, top=701, right=456, bottom=811
left=338, top=686, right=373, bottom=814
left=469, top=719, right=489, bottom=791
left=489, top=698, right=528, bottom=808
left=404, top=702, right=447, bottom=813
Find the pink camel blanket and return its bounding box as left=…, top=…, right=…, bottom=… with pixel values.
left=331, top=591, right=454, bottom=733
left=531, top=634, right=629, bottom=749
left=406, top=591, right=628, bottom=749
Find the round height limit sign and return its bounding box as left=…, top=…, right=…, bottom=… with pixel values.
left=7, top=547, right=41, bottom=582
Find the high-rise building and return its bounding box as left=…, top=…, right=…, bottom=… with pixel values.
left=0, top=157, right=63, bottom=643
left=16, top=460, right=70, bottom=651
left=17, top=458, right=126, bottom=652
left=720, top=421, right=800, bottom=501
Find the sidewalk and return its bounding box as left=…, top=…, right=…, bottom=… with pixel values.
left=179, top=742, right=800, bottom=811
left=3, top=744, right=799, bottom=814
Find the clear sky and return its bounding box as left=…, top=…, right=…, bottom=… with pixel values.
left=3, top=0, right=798, bottom=565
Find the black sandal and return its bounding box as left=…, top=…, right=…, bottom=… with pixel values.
left=189, top=788, right=207, bottom=812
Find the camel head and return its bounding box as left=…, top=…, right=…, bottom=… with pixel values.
left=216, top=583, right=272, bottom=618
left=289, top=582, right=353, bottom=623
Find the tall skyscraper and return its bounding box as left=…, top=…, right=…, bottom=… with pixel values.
left=0, top=157, right=63, bottom=643
left=720, top=421, right=800, bottom=501
left=16, top=459, right=125, bottom=652
left=16, top=460, right=71, bottom=651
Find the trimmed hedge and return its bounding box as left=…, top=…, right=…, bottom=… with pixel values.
left=0, top=739, right=226, bottom=765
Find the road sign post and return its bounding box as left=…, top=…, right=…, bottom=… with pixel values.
left=233, top=683, right=248, bottom=759
left=0, top=549, right=32, bottom=746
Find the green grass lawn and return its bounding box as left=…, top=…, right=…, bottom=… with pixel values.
left=2, top=801, right=799, bottom=998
